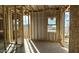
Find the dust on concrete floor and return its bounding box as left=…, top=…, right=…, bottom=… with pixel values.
left=0, top=39, right=5, bottom=53
left=32, top=40, right=68, bottom=53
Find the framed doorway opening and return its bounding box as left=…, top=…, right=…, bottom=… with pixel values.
left=64, top=11, right=70, bottom=49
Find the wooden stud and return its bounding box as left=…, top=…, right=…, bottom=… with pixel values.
left=2, top=5, right=7, bottom=52
left=30, top=12, right=32, bottom=39
left=27, top=12, right=29, bottom=38
left=20, top=6, right=24, bottom=44
left=14, top=6, right=17, bottom=46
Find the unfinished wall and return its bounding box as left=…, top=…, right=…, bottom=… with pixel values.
left=31, top=11, right=48, bottom=40
left=47, top=9, right=56, bottom=41
left=30, top=9, right=60, bottom=41
left=69, top=6, right=79, bottom=52
left=59, top=8, right=65, bottom=44
left=56, top=9, right=60, bottom=42
left=7, top=7, right=13, bottom=43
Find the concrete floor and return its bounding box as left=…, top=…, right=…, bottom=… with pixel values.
left=16, top=44, right=25, bottom=53
left=0, top=39, right=25, bottom=53
left=0, top=39, right=5, bottom=53
left=14, top=40, right=68, bottom=53
left=64, top=38, right=69, bottom=49
left=32, top=40, right=68, bottom=53
left=0, top=41, right=68, bottom=53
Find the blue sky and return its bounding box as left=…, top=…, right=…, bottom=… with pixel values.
left=23, top=16, right=28, bottom=25
left=48, top=17, right=56, bottom=24
left=65, top=12, right=70, bottom=27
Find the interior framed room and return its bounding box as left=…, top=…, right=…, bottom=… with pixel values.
left=0, top=5, right=79, bottom=53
